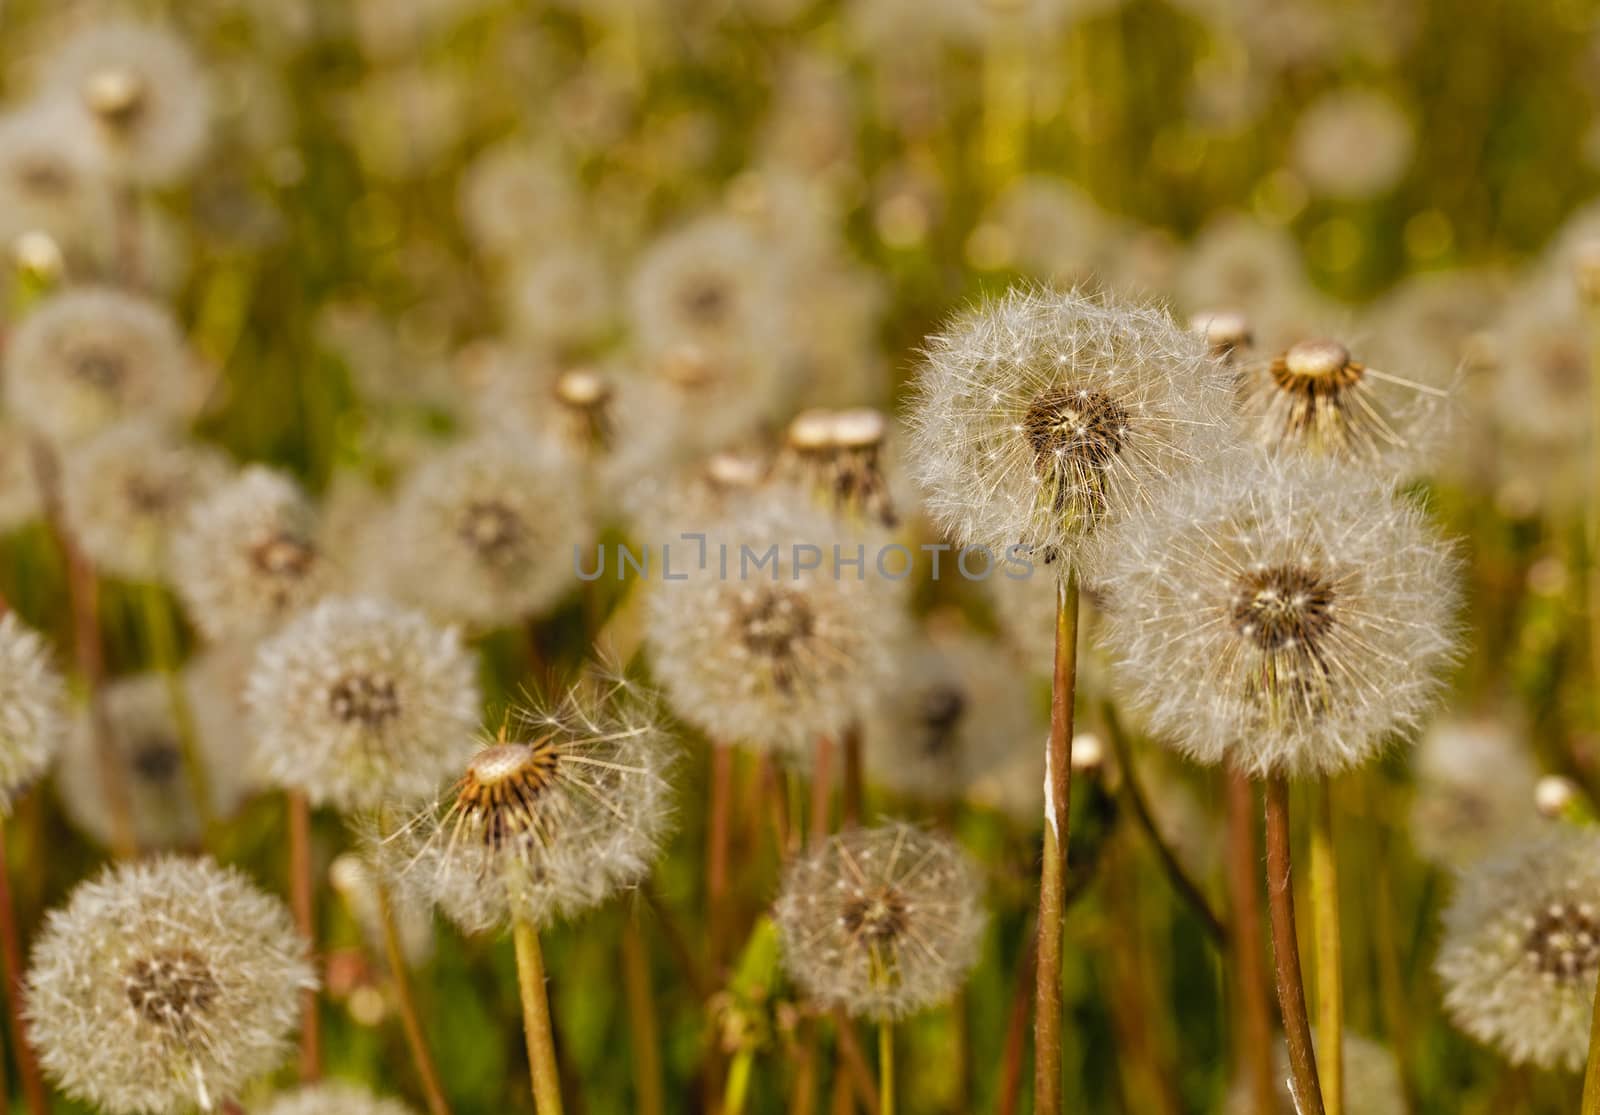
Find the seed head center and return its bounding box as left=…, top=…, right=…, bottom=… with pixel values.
left=1230, top=565, right=1337, bottom=653
left=328, top=672, right=401, bottom=727
left=459, top=499, right=524, bottom=567
left=918, top=683, right=967, bottom=756
left=1524, top=900, right=1600, bottom=982
left=460, top=740, right=561, bottom=849
left=124, top=948, right=219, bottom=1033
left=1024, top=387, right=1130, bottom=470
left=841, top=886, right=910, bottom=945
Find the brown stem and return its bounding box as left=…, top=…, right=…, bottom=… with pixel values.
left=841, top=722, right=864, bottom=827
left=830, top=1007, right=880, bottom=1115
left=31, top=442, right=137, bottom=860
left=1034, top=575, right=1079, bottom=1115
left=378, top=880, right=453, bottom=1115
left=0, top=823, right=48, bottom=1115
left=288, top=790, right=321, bottom=1081
left=707, top=742, right=734, bottom=974
left=760, top=757, right=792, bottom=861
left=999, top=918, right=1040, bottom=1115
left=810, top=735, right=834, bottom=847
left=620, top=913, right=664, bottom=1115
left=1102, top=701, right=1227, bottom=947
left=1265, top=776, right=1325, bottom=1115
left=1225, top=763, right=1275, bottom=1115
left=641, top=881, right=713, bottom=1000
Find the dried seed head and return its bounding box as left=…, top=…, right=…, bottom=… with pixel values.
left=246, top=596, right=481, bottom=813
left=1239, top=334, right=1450, bottom=467
left=906, top=286, right=1235, bottom=575
left=171, top=466, right=328, bottom=641
left=1189, top=309, right=1253, bottom=362
left=386, top=672, right=676, bottom=934
left=1491, top=277, right=1591, bottom=448
left=59, top=660, right=253, bottom=850
left=0, top=100, right=108, bottom=250
left=506, top=243, right=616, bottom=351
left=1536, top=776, right=1580, bottom=820
left=25, top=857, right=313, bottom=1115
left=383, top=436, right=591, bottom=629
left=258, top=1083, right=420, bottom=1115
left=777, top=407, right=900, bottom=527
left=645, top=496, right=905, bottom=756
left=1409, top=716, right=1542, bottom=868
left=1436, top=830, right=1600, bottom=1071
left=458, top=142, right=580, bottom=258
left=0, top=614, right=65, bottom=813
left=4, top=286, right=199, bottom=445
left=1095, top=450, right=1459, bottom=778
left=774, top=824, right=987, bottom=1020
left=43, top=21, right=212, bottom=186
left=59, top=422, right=232, bottom=584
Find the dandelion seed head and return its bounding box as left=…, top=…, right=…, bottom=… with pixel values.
left=25, top=857, right=312, bottom=1115
left=0, top=99, right=109, bottom=249
left=4, top=287, right=199, bottom=445
left=1410, top=715, right=1542, bottom=868
left=59, top=422, right=231, bottom=584
left=645, top=497, right=905, bottom=755
left=59, top=661, right=253, bottom=850
left=864, top=623, right=1042, bottom=818
left=43, top=20, right=212, bottom=186
left=246, top=596, right=481, bottom=813
left=505, top=241, right=615, bottom=351
left=0, top=614, right=65, bottom=813
left=383, top=436, right=590, bottom=629
left=1189, top=309, right=1253, bottom=362
left=386, top=672, right=676, bottom=935
left=774, top=823, right=987, bottom=1020
left=1291, top=88, right=1414, bottom=200
left=1436, top=830, right=1600, bottom=1071
left=1491, top=276, right=1591, bottom=447
left=458, top=142, right=580, bottom=258
left=1228, top=1031, right=1404, bottom=1115
left=1095, top=450, right=1459, bottom=778
left=171, top=467, right=328, bottom=642
left=906, top=286, right=1235, bottom=575
left=776, top=407, right=900, bottom=528
left=1537, top=776, right=1580, bottom=820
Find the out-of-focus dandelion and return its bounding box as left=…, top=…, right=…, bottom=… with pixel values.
left=1229, top=1031, right=1405, bottom=1115
left=383, top=436, right=590, bottom=630
left=645, top=495, right=904, bottom=757
left=1491, top=276, right=1591, bottom=448
left=4, top=286, right=200, bottom=445
left=863, top=622, right=1042, bottom=818
left=0, top=99, right=109, bottom=251
left=388, top=672, right=675, bottom=1115
left=1291, top=88, right=1414, bottom=200
left=1437, top=829, right=1600, bottom=1071
left=24, top=856, right=313, bottom=1114
left=504, top=242, right=616, bottom=353
left=458, top=141, right=581, bottom=259
left=776, top=407, right=899, bottom=527
left=171, top=466, right=328, bottom=641
left=0, top=420, right=43, bottom=533
left=1410, top=715, right=1541, bottom=867
left=246, top=596, right=481, bottom=813
left=0, top=613, right=65, bottom=811
left=58, top=422, right=231, bottom=583
left=257, top=1082, right=419, bottom=1115
left=42, top=20, right=213, bottom=186
left=58, top=664, right=250, bottom=850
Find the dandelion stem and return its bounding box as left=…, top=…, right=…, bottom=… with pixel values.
left=830, top=1007, right=880, bottom=1114
left=842, top=721, right=864, bottom=827
left=810, top=734, right=835, bottom=846
left=0, top=821, right=48, bottom=1115
left=1224, top=762, right=1275, bottom=1115
left=1101, top=700, right=1227, bottom=947
left=1265, top=775, right=1325, bottom=1115
left=998, top=917, right=1038, bottom=1115
left=877, top=1020, right=895, bottom=1115
left=512, top=914, right=565, bottom=1115
left=707, top=741, right=734, bottom=973
left=1034, top=573, right=1079, bottom=1115
left=1583, top=307, right=1600, bottom=1115
left=1310, top=778, right=1343, bottom=1115
left=286, top=789, right=321, bottom=1082
left=377, top=880, right=452, bottom=1115
left=620, top=911, right=664, bottom=1115
left=138, top=584, right=218, bottom=847
left=723, top=1049, right=753, bottom=1115
left=31, top=441, right=137, bottom=860
left=1582, top=962, right=1600, bottom=1113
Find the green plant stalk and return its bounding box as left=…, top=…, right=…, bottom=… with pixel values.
left=723, top=1050, right=754, bottom=1115
left=1034, top=574, right=1079, bottom=1115
left=1265, top=776, right=1325, bottom=1115
left=1310, top=779, right=1343, bottom=1115
left=1585, top=304, right=1600, bottom=1115
left=513, top=914, right=566, bottom=1115
left=620, top=911, right=664, bottom=1115
left=377, top=879, right=453, bottom=1115
left=0, top=821, right=47, bottom=1115
left=1582, top=970, right=1600, bottom=1113
left=138, top=584, right=218, bottom=844
left=877, top=1020, right=895, bottom=1115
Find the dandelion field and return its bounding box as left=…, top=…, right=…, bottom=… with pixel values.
left=0, top=0, right=1598, bottom=1113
